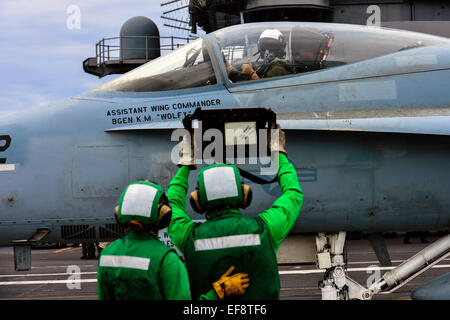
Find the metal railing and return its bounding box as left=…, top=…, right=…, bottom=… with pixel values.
left=94, top=35, right=196, bottom=65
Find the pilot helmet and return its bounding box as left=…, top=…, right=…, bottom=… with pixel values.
left=189, top=164, right=252, bottom=214
left=258, top=29, right=286, bottom=59
left=115, top=181, right=172, bottom=230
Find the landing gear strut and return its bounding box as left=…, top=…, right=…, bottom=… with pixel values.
left=315, top=231, right=450, bottom=300
left=315, top=232, right=370, bottom=300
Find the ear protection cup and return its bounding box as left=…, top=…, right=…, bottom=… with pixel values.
left=239, top=184, right=252, bottom=209
left=156, top=193, right=172, bottom=229
left=114, top=205, right=121, bottom=224
left=158, top=204, right=172, bottom=229
left=189, top=188, right=204, bottom=213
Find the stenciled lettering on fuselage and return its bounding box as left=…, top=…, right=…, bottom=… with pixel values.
left=105, top=99, right=222, bottom=126
left=0, top=135, right=11, bottom=164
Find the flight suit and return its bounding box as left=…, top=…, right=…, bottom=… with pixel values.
left=228, top=59, right=291, bottom=82
left=228, top=67, right=250, bottom=82
left=258, top=59, right=291, bottom=78
left=97, top=230, right=217, bottom=300
left=168, top=153, right=303, bottom=299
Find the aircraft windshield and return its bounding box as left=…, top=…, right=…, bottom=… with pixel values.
left=214, top=22, right=450, bottom=82
left=95, top=38, right=216, bottom=92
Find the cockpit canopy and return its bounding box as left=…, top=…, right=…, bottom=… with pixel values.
left=216, top=22, right=450, bottom=79
left=95, top=37, right=216, bottom=92
left=95, top=22, right=450, bottom=92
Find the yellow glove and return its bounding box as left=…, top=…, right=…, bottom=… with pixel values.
left=213, top=266, right=250, bottom=300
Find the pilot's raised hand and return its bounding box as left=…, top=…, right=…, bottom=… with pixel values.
left=177, top=133, right=196, bottom=169
left=241, top=58, right=259, bottom=80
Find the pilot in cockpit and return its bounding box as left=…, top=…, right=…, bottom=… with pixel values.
left=243, top=29, right=291, bottom=80
left=226, top=29, right=291, bottom=82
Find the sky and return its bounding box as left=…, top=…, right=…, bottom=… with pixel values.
left=0, top=0, right=193, bottom=113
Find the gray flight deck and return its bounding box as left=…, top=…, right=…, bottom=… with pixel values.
left=0, top=236, right=449, bottom=300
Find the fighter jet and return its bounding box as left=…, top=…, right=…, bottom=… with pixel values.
left=1, top=22, right=450, bottom=299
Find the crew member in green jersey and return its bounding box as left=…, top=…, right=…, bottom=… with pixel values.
left=168, top=125, right=303, bottom=299
left=97, top=180, right=250, bottom=300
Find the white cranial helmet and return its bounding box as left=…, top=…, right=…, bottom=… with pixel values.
left=258, top=29, right=286, bottom=58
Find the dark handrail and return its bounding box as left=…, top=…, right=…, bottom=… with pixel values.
left=95, top=35, right=196, bottom=65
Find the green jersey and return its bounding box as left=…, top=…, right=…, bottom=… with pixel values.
left=97, top=230, right=217, bottom=300
left=167, top=153, right=303, bottom=299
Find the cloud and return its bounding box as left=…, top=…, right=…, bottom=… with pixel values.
left=0, top=84, right=59, bottom=111
left=0, top=0, right=165, bottom=38
left=0, top=0, right=182, bottom=111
